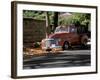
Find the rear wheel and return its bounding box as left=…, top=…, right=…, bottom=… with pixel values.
left=63, top=41, right=69, bottom=50
left=81, top=35, right=88, bottom=48
left=82, top=39, right=88, bottom=46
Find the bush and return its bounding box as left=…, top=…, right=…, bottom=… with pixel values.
left=33, top=42, right=41, bottom=48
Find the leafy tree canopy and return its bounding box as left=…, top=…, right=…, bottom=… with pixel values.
left=23, top=10, right=91, bottom=28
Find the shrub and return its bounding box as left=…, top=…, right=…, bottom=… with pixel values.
left=33, top=42, right=41, bottom=48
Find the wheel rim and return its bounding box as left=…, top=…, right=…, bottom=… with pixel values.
left=64, top=42, right=69, bottom=50
left=83, top=39, right=87, bottom=45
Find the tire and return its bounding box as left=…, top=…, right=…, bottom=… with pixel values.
left=63, top=41, right=69, bottom=50
left=82, top=39, right=88, bottom=46
left=81, top=35, right=88, bottom=48
left=81, top=35, right=88, bottom=46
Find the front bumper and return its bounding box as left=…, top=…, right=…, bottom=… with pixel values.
left=42, top=45, right=62, bottom=51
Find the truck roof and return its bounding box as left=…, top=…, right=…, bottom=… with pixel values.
left=49, top=32, right=69, bottom=38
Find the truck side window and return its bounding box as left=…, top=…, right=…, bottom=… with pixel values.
left=77, top=26, right=85, bottom=34
left=70, top=28, right=77, bottom=33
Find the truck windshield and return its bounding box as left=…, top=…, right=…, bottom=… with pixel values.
left=54, top=25, right=77, bottom=33
left=54, top=26, right=69, bottom=33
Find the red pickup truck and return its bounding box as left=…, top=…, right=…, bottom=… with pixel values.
left=41, top=26, right=89, bottom=50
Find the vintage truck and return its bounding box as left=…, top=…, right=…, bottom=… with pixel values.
left=41, top=26, right=89, bottom=51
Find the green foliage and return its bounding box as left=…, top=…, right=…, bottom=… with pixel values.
left=59, top=13, right=90, bottom=27
left=33, top=42, right=41, bottom=48
left=23, top=10, right=53, bottom=20
left=23, top=10, right=91, bottom=30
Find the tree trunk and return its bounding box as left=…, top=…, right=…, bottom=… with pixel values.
left=45, top=12, right=50, bottom=38
left=53, top=12, right=58, bottom=32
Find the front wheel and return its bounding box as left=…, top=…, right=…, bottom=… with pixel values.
left=63, top=42, right=69, bottom=50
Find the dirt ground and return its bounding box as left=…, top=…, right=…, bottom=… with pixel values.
left=23, top=47, right=62, bottom=59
